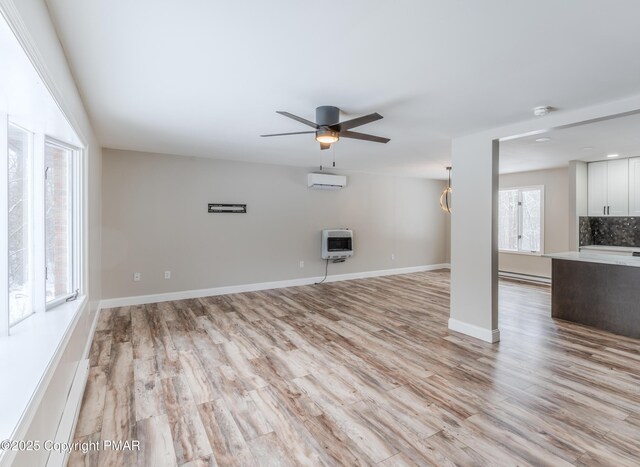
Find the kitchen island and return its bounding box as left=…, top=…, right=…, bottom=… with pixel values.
left=545, top=251, right=640, bottom=339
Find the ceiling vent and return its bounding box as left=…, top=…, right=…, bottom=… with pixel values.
left=307, top=173, right=347, bottom=190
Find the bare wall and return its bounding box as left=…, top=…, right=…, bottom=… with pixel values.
left=499, top=167, right=569, bottom=278
left=102, top=149, right=449, bottom=299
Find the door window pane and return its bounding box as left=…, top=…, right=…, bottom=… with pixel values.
left=8, top=124, right=32, bottom=324
left=45, top=142, right=73, bottom=301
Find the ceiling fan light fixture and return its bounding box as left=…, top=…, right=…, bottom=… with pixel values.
left=262, top=106, right=388, bottom=146
left=316, top=130, right=339, bottom=144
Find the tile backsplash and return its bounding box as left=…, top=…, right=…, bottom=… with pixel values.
left=579, top=216, right=640, bottom=247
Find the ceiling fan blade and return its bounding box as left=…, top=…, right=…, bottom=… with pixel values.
left=333, top=112, right=383, bottom=131
left=340, top=130, right=390, bottom=144
left=260, top=131, right=316, bottom=137
left=276, top=111, right=319, bottom=129
left=319, top=142, right=331, bottom=150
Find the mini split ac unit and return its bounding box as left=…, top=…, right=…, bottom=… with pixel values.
left=307, top=173, right=347, bottom=190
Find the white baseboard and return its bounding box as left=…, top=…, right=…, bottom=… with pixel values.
left=448, top=318, right=500, bottom=343
left=82, top=302, right=101, bottom=359
left=498, top=271, right=551, bottom=284
left=100, top=263, right=451, bottom=309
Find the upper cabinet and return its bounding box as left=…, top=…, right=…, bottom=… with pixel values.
left=607, top=159, right=629, bottom=216
left=588, top=161, right=608, bottom=216
left=629, top=158, right=640, bottom=216
left=587, top=159, right=629, bottom=216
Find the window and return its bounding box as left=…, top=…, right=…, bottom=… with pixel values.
left=3, top=127, right=80, bottom=330
left=45, top=140, right=76, bottom=305
left=2, top=118, right=81, bottom=333
left=1, top=11, right=84, bottom=337
left=499, top=186, right=544, bottom=254
left=7, top=124, right=33, bottom=325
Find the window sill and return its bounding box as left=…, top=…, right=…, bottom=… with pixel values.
left=46, top=293, right=77, bottom=310
left=499, top=250, right=544, bottom=257
left=0, top=295, right=87, bottom=443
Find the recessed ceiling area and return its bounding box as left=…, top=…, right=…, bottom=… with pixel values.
left=500, top=111, right=640, bottom=174
left=45, top=0, right=640, bottom=178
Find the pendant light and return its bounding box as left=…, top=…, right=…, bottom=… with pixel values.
left=439, top=166, right=452, bottom=213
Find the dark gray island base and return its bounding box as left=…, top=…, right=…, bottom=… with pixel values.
left=551, top=257, right=640, bottom=339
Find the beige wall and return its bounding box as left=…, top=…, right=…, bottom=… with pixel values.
left=569, top=161, right=588, bottom=251
left=444, top=212, right=451, bottom=263
left=498, top=167, right=569, bottom=278
left=102, top=149, right=449, bottom=299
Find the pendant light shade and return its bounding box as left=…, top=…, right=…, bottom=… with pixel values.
left=439, top=166, right=452, bottom=213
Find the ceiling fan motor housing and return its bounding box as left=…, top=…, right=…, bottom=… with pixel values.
left=316, top=106, right=340, bottom=126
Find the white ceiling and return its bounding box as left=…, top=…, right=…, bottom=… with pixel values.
left=500, top=111, right=640, bottom=174
left=45, top=0, right=640, bottom=179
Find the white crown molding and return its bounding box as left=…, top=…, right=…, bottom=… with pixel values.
left=100, top=263, right=451, bottom=309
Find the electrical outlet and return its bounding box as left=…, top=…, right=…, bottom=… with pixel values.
left=391, top=253, right=395, bottom=260
left=164, top=270, right=171, bottom=279
left=133, top=272, right=141, bottom=282
left=299, top=261, right=304, bottom=268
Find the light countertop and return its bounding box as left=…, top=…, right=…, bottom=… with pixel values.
left=580, top=245, right=640, bottom=253
left=545, top=251, right=640, bottom=267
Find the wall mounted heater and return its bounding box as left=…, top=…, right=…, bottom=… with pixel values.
left=322, top=229, right=353, bottom=259
left=208, top=204, right=247, bottom=213
left=308, top=173, right=347, bottom=190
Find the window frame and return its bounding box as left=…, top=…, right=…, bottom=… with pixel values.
left=6, top=121, right=35, bottom=326
left=43, top=136, right=81, bottom=309
left=1, top=113, right=8, bottom=336
left=498, top=185, right=545, bottom=256
left=2, top=117, right=83, bottom=334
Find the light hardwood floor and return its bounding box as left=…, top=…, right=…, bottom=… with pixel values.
left=69, top=270, right=640, bottom=466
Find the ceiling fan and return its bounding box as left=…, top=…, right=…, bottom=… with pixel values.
left=261, top=105, right=390, bottom=150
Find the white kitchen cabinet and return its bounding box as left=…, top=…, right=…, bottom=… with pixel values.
left=588, top=161, right=608, bottom=216
left=629, top=157, right=640, bottom=216
left=587, top=159, right=629, bottom=216
left=607, top=159, right=629, bottom=216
